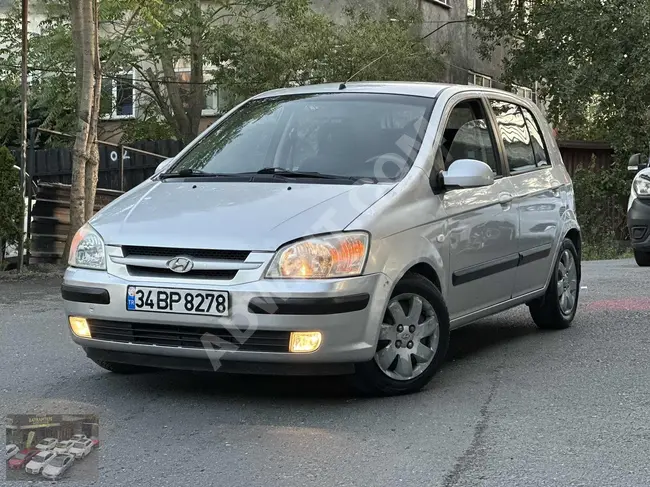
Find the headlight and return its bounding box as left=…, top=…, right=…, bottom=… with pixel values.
left=68, top=223, right=106, bottom=270
left=265, top=232, right=369, bottom=279
left=633, top=174, right=650, bottom=196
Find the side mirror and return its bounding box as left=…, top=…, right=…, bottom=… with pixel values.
left=628, top=153, right=648, bottom=172
left=154, top=158, right=174, bottom=175
left=441, top=159, right=495, bottom=189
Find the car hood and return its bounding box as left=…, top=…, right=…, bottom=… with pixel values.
left=91, top=180, right=393, bottom=251
left=25, top=460, right=40, bottom=468
left=8, top=458, right=22, bottom=466
left=42, top=465, right=62, bottom=474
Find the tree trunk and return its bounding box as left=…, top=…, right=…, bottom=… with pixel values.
left=64, top=0, right=102, bottom=260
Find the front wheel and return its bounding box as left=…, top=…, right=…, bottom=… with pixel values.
left=351, top=273, right=450, bottom=396
left=634, top=250, right=650, bottom=266
left=528, top=238, right=580, bottom=329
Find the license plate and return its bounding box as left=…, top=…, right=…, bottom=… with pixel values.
left=126, top=286, right=229, bottom=316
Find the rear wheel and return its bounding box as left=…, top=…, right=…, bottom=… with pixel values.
left=528, top=238, right=580, bottom=329
left=351, top=273, right=450, bottom=396
left=89, top=358, right=154, bottom=374
left=634, top=250, right=650, bottom=266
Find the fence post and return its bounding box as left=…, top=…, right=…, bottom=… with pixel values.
left=118, top=144, right=124, bottom=192
left=25, top=128, right=36, bottom=266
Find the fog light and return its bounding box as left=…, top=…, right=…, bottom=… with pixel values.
left=69, top=316, right=91, bottom=338
left=289, top=331, right=322, bottom=353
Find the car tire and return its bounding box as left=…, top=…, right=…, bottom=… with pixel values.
left=89, top=358, right=154, bottom=374
left=634, top=250, right=650, bottom=266
left=528, top=238, right=580, bottom=330
left=350, top=272, right=450, bottom=396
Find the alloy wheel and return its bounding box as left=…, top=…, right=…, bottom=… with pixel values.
left=374, top=293, right=440, bottom=381
left=557, top=249, right=578, bottom=316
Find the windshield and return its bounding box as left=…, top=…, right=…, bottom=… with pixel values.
left=32, top=454, right=48, bottom=463
left=55, top=443, right=68, bottom=448
left=72, top=442, right=85, bottom=449
left=14, top=453, right=27, bottom=460
left=50, top=456, right=66, bottom=467
left=167, top=93, right=434, bottom=182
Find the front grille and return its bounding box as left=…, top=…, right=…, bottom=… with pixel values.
left=88, top=320, right=290, bottom=353
left=126, top=266, right=237, bottom=280
left=122, top=246, right=250, bottom=261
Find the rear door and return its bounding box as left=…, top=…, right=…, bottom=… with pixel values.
left=487, top=99, right=562, bottom=296
left=437, top=96, right=519, bottom=320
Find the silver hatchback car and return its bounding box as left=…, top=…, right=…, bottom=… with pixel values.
left=62, top=82, right=581, bottom=395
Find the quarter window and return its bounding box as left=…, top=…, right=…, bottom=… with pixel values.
left=438, top=100, right=500, bottom=175
left=489, top=100, right=537, bottom=174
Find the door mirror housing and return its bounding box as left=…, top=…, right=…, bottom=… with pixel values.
left=628, top=153, right=649, bottom=172
left=154, top=158, right=174, bottom=175
left=441, top=159, right=495, bottom=189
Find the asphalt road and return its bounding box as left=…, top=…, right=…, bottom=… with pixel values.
left=1, top=259, right=649, bottom=486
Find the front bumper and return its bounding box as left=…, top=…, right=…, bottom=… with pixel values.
left=62, top=267, right=393, bottom=373
left=628, top=197, right=650, bottom=250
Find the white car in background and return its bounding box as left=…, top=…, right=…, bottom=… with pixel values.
left=68, top=439, right=93, bottom=459
left=42, top=453, right=75, bottom=481
left=53, top=440, right=73, bottom=455
left=35, top=437, right=58, bottom=451
left=6, top=444, right=19, bottom=460
left=69, top=434, right=88, bottom=442
left=25, top=450, right=57, bottom=474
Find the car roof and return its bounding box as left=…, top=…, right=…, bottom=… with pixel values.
left=251, top=81, right=524, bottom=101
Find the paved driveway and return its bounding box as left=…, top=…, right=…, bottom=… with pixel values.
left=1, top=259, right=648, bottom=486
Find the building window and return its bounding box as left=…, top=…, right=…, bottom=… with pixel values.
left=468, top=72, right=492, bottom=88
left=101, top=72, right=135, bottom=119
left=512, top=84, right=534, bottom=101
left=175, top=65, right=230, bottom=115
left=429, top=0, right=452, bottom=7
left=467, top=0, right=483, bottom=16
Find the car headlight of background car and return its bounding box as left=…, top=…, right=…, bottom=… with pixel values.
left=265, top=232, right=369, bottom=279
left=68, top=222, right=106, bottom=270
left=633, top=173, right=650, bottom=197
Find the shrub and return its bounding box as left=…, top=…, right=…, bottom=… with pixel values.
left=572, top=159, right=632, bottom=260
left=0, top=146, right=24, bottom=260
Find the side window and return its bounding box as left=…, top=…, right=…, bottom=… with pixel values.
left=521, top=107, right=550, bottom=168
left=439, top=100, right=500, bottom=175
left=489, top=100, right=537, bottom=174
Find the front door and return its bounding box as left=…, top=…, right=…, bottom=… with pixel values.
left=437, top=97, right=519, bottom=320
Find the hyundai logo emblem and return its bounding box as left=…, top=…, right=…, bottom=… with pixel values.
left=166, top=256, right=194, bottom=273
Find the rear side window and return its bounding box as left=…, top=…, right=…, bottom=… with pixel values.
left=489, top=100, right=537, bottom=175
left=521, top=107, right=550, bottom=168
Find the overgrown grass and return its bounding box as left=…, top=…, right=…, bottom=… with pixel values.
left=582, top=241, right=633, bottom=261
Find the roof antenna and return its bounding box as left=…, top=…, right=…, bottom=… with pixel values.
left=339, top=51, right=390, bottom=90
left=337, top=19, right=467, bottom=90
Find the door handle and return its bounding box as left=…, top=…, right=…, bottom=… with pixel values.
left=498, top=192, right=513, bottom=205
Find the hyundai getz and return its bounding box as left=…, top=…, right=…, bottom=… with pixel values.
left=62, top=82, right=581, bottom=395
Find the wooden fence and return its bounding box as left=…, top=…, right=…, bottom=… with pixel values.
left=557, top=140, right=615, bottom=176
left=29, top=183, right=124, bottom=264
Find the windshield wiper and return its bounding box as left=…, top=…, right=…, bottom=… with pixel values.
left=159, top=168, right=239, bottom=180
left=243, top=167, right=365, bottom=181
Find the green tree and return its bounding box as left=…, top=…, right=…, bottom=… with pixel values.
left=473, top=0, right=650, bottom=153
left=215, top=3, right=444, bottom=101
left=0, top=0, right=444, bottom=146
left=0, top=147, right=24, bottom=265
